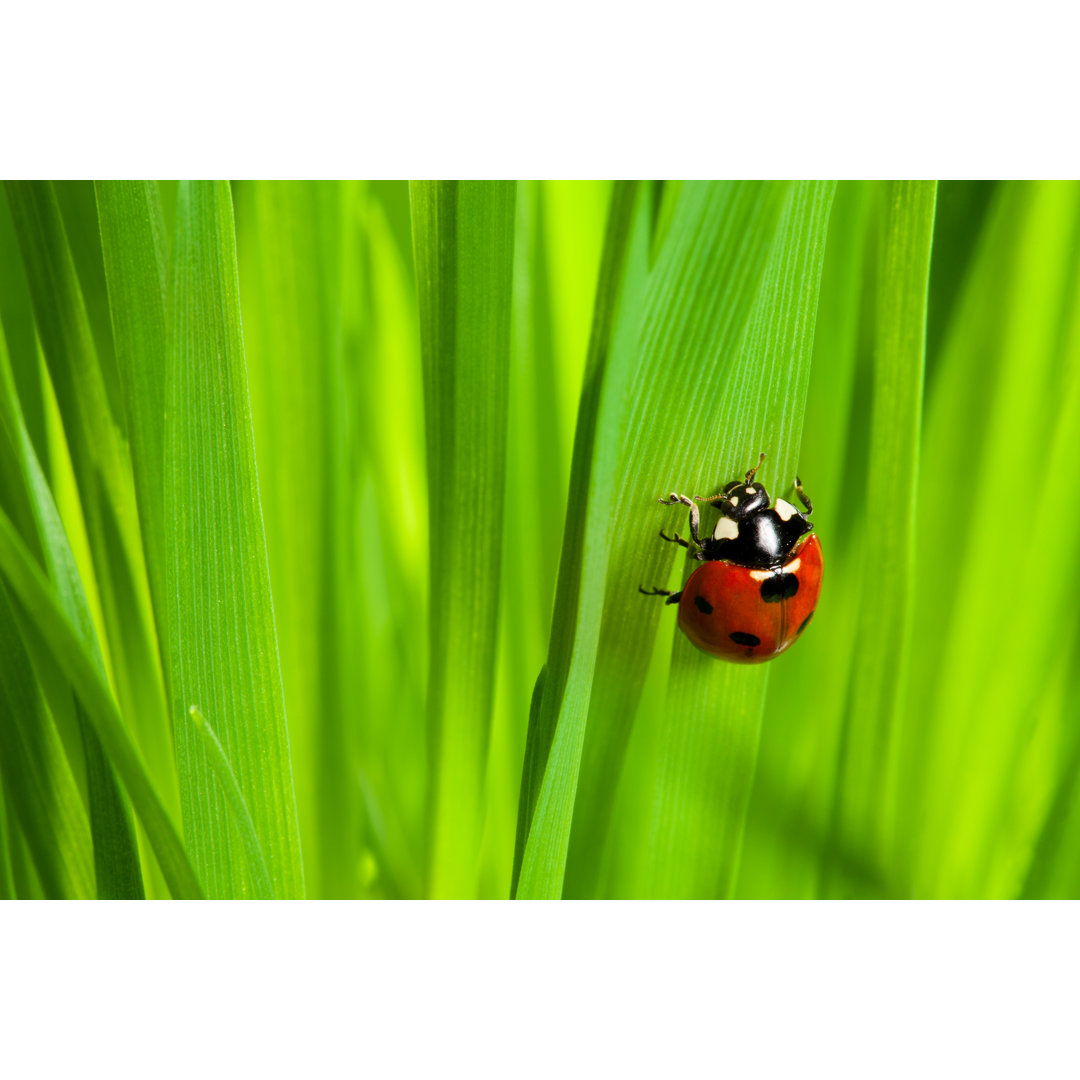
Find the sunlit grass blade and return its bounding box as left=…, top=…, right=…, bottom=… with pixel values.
left=411, top=181, right=516, bottom=898
left=634, top=181, right=836, bottom=899
left=563, top=181, right=794, bottom=898
left=828, top=181, right=936, bottom=894
left=346, top=188, right=429, bottom=898
left=187, top=706, right=274, bottom=900
left=234, top=180, right=357, bottom=898
left=483, top=181, right=611, bottom=897
left=0, top=507, right=201, bottom=898
left=901, top=181, right=1080, bottom=897
left=736, top=181, right=874, bottom=898
left=167, top=180, right=304, bottom=900
left=513, top=181, right=645, bottom=899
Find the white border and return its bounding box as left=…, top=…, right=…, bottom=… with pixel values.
left=0, top=902, right=1075, bottom=1077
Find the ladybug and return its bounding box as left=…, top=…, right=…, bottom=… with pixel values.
left=639, top=453, right=823, bottom=663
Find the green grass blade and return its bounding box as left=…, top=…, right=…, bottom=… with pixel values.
left=0, top=506, right=201, bottom=898
left=737, top=181, right=874, bottom=899
left=234, top=181, right=357, bottom=898
left=411, top=181, right=516, bottom=898
left=829, top=181, right=937, bottom=891
left=166, top=180, right=304, bottom=900
left=0, top=583, right=94, bottom=898
left=52, top=182, right=124, bottom=429
left=563, top=181, right=794, bottom=897
left=3, top=179, right=161, bottom=896
left=187, top=706, right=274, bottom=900
left=513, top=181, right=645, bottom=899
left=94, top=183, right=180, bottom=836
left=901, top=182, right=1080, bottom=897
left=0, top=198, right=47, bottom=469
left=634, top=181, right=837, bottom=899
left=0, top=770, right=13, bottom=898
left=0, top=302, right=145, bottom=897
left=95, top=183, right=169, bottom=642
left=344, top=187, right=429, bottom=898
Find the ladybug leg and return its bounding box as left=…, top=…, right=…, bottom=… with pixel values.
left=658, top=492, right=702, bottom=545
left=639, top=585, right=683, bottom=606
left=794, top=475, right=814, bottom=515
left=659, top=528, right=690, bottom=549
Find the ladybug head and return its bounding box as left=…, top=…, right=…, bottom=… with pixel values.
left=718, top=478, right=770, bottom=519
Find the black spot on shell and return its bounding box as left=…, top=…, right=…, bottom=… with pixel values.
left=797, top=611, right=814, bottom=635
left=730, top=631, right=761, bottom=647
left=694, top=595, right=713, bottom=615
left=760, top=573, right=799, bottom=603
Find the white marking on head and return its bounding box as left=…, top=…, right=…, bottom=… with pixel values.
left=745, top=486, right=755, bottom=495
left=783, top=557, right=801, bottom=574
left=713, top=517, right=739, bottom=541
left=774, top=498, right=797, bottom=522
left=729, top=495, right=739, bottom=507
left=749, top=569, right=772, bottom=581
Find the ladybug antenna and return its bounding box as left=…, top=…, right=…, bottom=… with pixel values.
left=746, top=452, right=766, bottom=485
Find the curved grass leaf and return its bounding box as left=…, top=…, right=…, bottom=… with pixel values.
left=0, top=583, right=94, bottom=898
left=4, top=180, right=157, bottom=896
left=0, top=507, right=201, bottom=898
left=0, top=301, right=144, bottom=897
left=411, top=181, right=516, bottom=898
left=167, top=180, right=304, bottom=900
left=512, top=181, right=645, bottom=899
left=634, top=181, right=837, bottom=899
left=187, top=707, right=274, bottom=901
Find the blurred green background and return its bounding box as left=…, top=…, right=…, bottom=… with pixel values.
left=0, top=180, right=1077, bottom=899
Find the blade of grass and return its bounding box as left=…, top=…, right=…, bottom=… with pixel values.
left=902, top=181, right=1080, bottom=897
left=0, top=582, right=94, bottom=898
left=4, top=179, right=160, bottom=896
left=634, top=180, right=837, bottom=899
left=0, top=506, right=201, bottom=898
left=411, top=180, right=516, bottom=898
left=562, top=181, right=793, bottom=898
left=234, top=180, right=356, bottom=898
left=94, top=183, right=169, bottom=648
left=348, top=187, right=429, bottom=897
left=187, top=706, right=274, bottom=900
left=736, top=180, right=874, bottom=899
left=827, top=181, right=937, bottom=894
left=166, top=180, right=304, bottom=900
left=512, top=181, right=645, bottom=899
left=0, top=304, right=145, bottom=897
left=0, top=197, right=47, bottom=469
left=0, top=770, right=13, bottom=898
left=53, top=182, right=124, bottom=429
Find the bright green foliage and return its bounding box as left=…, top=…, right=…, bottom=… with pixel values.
left=411, top=182, right=516, bottom=898
left=634, top=181, right=836, bottom=899
left=2, top=179, right=1080, bottom=899
left=831, top=181, right=937, bottom=890
left=167, top=181, right=303, bottom=900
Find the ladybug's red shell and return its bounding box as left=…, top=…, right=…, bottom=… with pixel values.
left=677, top=533, right=823, bottom=664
